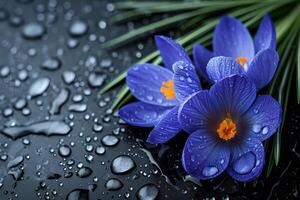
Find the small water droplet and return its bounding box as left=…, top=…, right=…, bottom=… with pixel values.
left=252, top=124, right=262, bottom=133
left=105, top=178, right=123, bottom=191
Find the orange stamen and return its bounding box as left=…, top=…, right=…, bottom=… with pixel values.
left=160, top=80, right=176, bottom=100
left=235, top=57, right=248, bottom=67
left=217, top=114, right=237, bottom=141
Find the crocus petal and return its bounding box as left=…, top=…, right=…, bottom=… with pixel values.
left=254, top=15, right=276, bottom=53
left=118, top=102, right=170, bottom=127
left=179, top=90, right=214, bottom=134
left=155, top=35, right=192, bottom=70
left=193, top=43, right=213, bottom=81
left=213, top=16, right=255, bottom=61
left=206, top=56, right=245, bottom=83
left=182, top=130, right=230, bottom=180
left=147, top=106, right=181, bottom=144
left=246, top=49, right=279, bottom=89
left=210, top=75, right=257, bottom=117
left=244, top=95, right=282, bottom=142
left=173, top=60, right=202, bottom=102
left=126, top=64, right=178, bottom=106
left=227, top=138, right=264, bottom=182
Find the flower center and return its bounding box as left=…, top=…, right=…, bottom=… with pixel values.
left=217, top=115, right=237, bottom=141
left=235, top=57, right=248, bottom=70
left=160, top=80, right=176, bottom=100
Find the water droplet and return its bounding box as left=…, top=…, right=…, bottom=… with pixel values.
left=111, top=155, right=136, bottom=174
left=62, top=71, right=76, bottom=84
left=49, top=88, right=70, bottom=115
left=22, top=22, right=45, bottom=39
left=0, top=65, right=10, bottom=77
left=66, top=189, right=89, bottom=200
left=232, top=152, right=256, bottom=175
left=7, top=156, right=24, bottom=169
left=0, top=120, right=71, bottom=140
left=262, top=126, right=269, bottom=135
left=58, top=145, right=72, bottom=157
left=14, top=98, right=27, bottom=110
left=202, top=166, right=218, bottom=177
left=41, top=57, right=61, bottom=71
left=69, top=20, right=88, bottom=37
left=87, top=72, right=106, bottom=87
left=105, top=178, right=123, bottom=191
left=68, top=104, right=87, bottom=112
left=252, top=124, right=262, bottom=133
left=253, top=108, right=259, bottom=114
left=28, top=77, right=50, bottom=97
left=101, top=135, right=119, bottom=147
left=95, top=146, right=105, bottom=155
left=77, top=167, right=92, bottom=178
left=136, top=184, right=159, bottom=200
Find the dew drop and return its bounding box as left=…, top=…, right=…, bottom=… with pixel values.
left=202, top=166, right=218, bottom=177
left=232, top=152, right=256, bottom=175
left=28, top=77, right=50, bottom=97
left=136, top=184, right=159, bottom=200
left=111, top=155, right=136, bottom=174
left=105, top=178, right=123, bottom=191
left=252, top=124, right=262, bottom=133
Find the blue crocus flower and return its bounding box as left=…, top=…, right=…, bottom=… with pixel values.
left=179, top=75, right=282, bottom=181
left=193, top=15, right=279, bottom=89
left=119, top=36, right=201, bottom=144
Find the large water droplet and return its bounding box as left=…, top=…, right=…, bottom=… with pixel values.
left=136, top=184, right=159, bottom=200
left=66, top=189, right=89, bottom=200
left=68, top=104, right=87, bottom=112
left=111, top=155, right=136, bottom=174
left=49, top=88, right=70, bottom=115
left=69, top=20, right=88, bottom=37
left=22, top=22, right=45, bottom=39
left=232, top=152, right=256, bottom=175
left=62, top=71, right=76, bottom=84
left=7, top=156, right=24, bottom=169
left=0, top=120, right=71, bottom=140
left=28, top=77, right=50, bottom=97
left=202, top=166, right=218, bottom=177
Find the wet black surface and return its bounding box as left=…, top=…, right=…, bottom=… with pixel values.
left=0, top=0, right=299, bottom=199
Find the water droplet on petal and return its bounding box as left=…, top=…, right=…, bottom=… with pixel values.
left=262, top=126, right=269, bottom=135
left=252, top=124, right=262, bottom=133
left=202, top=166, right=218, bottom=177
left=232, top=152, right=256, bottom=175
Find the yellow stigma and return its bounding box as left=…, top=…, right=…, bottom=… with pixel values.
left=160, top=80, right=176, bottom=100
left=217, top=114, right=237, bottom=141
left=235, top=57, right=248, bottom=68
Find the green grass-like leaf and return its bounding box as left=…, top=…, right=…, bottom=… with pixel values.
left=267, top=13, right=299, bottom=167
left=297, top=35, right=300, bottom=104
left=110, top=85, right=130, bottom=111
left=103, top=9, right=206, bottom=49
left=114, top=1, right=259, bottom=11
